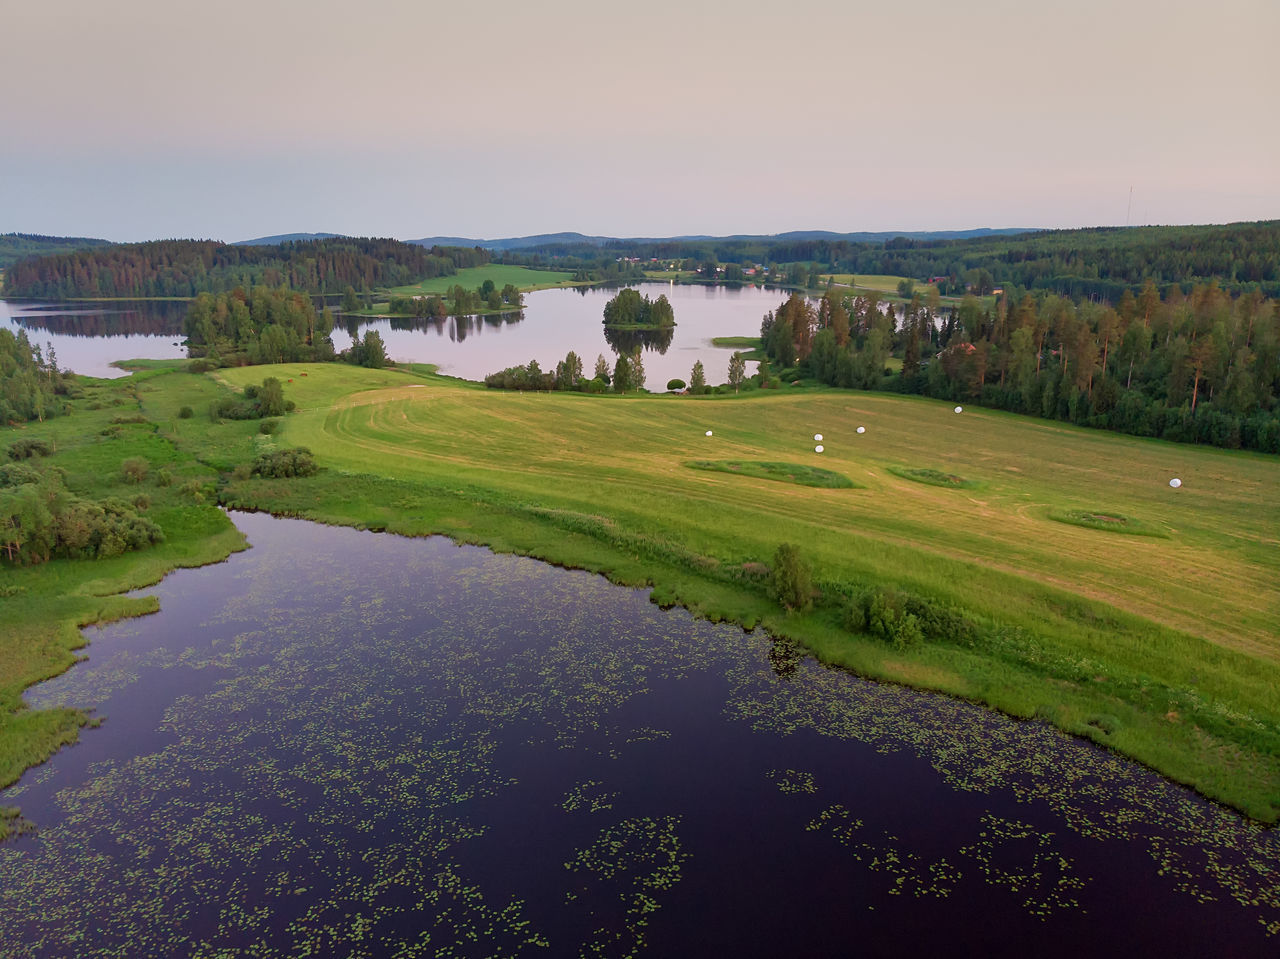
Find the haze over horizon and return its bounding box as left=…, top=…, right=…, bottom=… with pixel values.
left=3, top=0, right=1277, bottom=244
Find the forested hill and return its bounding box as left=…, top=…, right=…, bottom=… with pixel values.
left=840, top=221, right=1280, bottom=299
left=0, top=233, right=113, bottom=271
left=3, top=238, right=490, bottom=299
left=510, top=221, right=1280, bottom=300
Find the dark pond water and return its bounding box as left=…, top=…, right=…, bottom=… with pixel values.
left=2, top=512, right=1277, bottom=957
left=3, top=283, right=781, bottom=386
left=0, top=299, right=188, bottom=378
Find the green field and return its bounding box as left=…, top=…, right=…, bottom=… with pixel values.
left=386, top=265, right=578, bottom=297
left=6, top=363, right=1280, bottom=823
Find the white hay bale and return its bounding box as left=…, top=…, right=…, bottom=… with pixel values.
left=814, top=444, right=824, bottom=453
left=1169, top=477, right=1182, bottom=488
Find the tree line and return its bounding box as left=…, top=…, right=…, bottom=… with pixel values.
left=4, top=238, right=491, bottom=299
left=184, top=287, right=387, bottom=370
left=499, top=221, right=1280, bottom=300
left=758, top=281, right=1280, bottom=453
left=1, top=328, right=70, bottom=425
left=385, top=281, right=523, bottom=318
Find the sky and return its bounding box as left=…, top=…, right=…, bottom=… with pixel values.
left=3, top=0, right=1278, bottom=243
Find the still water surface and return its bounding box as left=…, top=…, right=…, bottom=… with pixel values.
left=1, top=512, right=1276, bottom=956
left=2, top=283, right=777, bottom=385
left=0, top=299, right=187, bottom=378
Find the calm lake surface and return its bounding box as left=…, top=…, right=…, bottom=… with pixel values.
left=331, top=284, right=778, bottom=386
left=2, top=512, right=1277, bottom=957
left=2, top=283, right=779, bottom=385
left=0, top=299, right=187, bottom=378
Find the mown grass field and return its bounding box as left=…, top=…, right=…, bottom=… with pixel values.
left=386, top=265, right=577, bottom=297
left=6, top=362, right=1280, bottom=824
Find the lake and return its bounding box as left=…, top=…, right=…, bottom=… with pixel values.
left=331, top=284, right=780, bottom=386
left=1, top=512, right=1276, bottom=957
left=0, top=299, right=188, bottom=378
left=2, top=283, right=783, bottom=386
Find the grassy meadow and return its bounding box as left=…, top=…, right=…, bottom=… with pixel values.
left=5, top=362, right=1280, bottom=824
left=385, top=264, right=577, bottom=297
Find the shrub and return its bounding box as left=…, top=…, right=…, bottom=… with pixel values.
left=178, top=406, right=194, bottom=419
left=666, top=379, right=686, bottom=392
left=188, top=358, right=217, bottom=373
left=251, top=447, right=318, bottom=478
left=131, top=493, right=151, bottom=511
left=844, top=586, right=975, bottom=650
left=121, top=458, right=149, bottom=484
left=179, top=479, right=210, bottom=503
left=259, top=419, right=279, bottom=435
left=257, top=378, right=285, bottom=417
left=7, top=438, right=53, bottom=461
left=0, top=462, right=41, bottom=487
left=770, top=543, right=813, bottom=612
left=155, top=469, right=173, bottom=488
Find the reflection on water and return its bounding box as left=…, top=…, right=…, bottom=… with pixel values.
left=0, top=299, right=188, bottom=378
left=0, top=512, right=1277, bottom=957
left=603, top=324, right=675, bottom=356
left=3, top=283, right=786, bottom=385
left=334, top=282, right=784, bottom=384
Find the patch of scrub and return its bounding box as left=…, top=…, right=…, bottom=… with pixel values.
left=887, top=466, right=978, bottom=489
left=687, top=460, right=860, bottom=489
left=1047, top=509, right=1170, bottom=537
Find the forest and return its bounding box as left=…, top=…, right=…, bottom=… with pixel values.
left=758, top=280, right=1280, bottom=453
left=184, top=287, right=390, bottom=372
left=0, top=328, right=69, bottom=425
left=514, top=221, right=1280, bottom=300
left=0, top=232, right=111, bottom=271
left=4, top=238, right=491, bottom=299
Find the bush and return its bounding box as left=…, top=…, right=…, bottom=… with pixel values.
left=178, top=406, right=194, bottom=419
left=121, top=458, right=149, bottom=484
left=666, top=379, right=686, bottom=392
left=844, top=586, right=976, bottom=650
left=0, top=462, right=42, bottom=487
left=188, top=359, right=217, bottom=373
left=259, top=419, right=280, bottom=435
left=131, top=493, right=151, bottom=511
left=251, top=447, right=318, bottom=478
left=770, top=543, right=813, bottom=612
left=155, top=469, right=173, bottom=488
left=179, top=479, right=210, bottom=503
left=7, top=438, right=52, bottom=460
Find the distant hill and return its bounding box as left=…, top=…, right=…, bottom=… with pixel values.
left=232, top=232, right=347, bottom=246
left=408, top=228, right=1035, bottom=251
left=0, top=232, right=114, bottom=271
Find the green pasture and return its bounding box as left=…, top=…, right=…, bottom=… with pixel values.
left=385, top=265, right=577, bottom=297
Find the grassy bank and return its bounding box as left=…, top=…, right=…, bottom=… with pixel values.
left=0, top=365, right=247, bottom=836
left=385, top=264, right=577, bottom=298
left=5, top=362, right=1280, bottom=825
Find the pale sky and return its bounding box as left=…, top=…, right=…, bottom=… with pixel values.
left=2, top=0, right=1277, bottom=242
